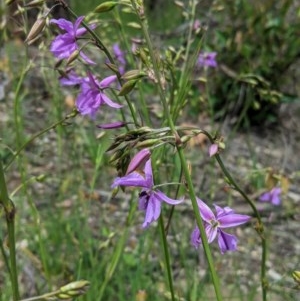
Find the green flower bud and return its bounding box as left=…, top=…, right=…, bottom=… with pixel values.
left=121, top=70, right=146, bottom=81
left=60, top=280, right=90, bottom=293
left=94, top=1, right=118, bottom=13
left=118, top=80, right=137, bottom=96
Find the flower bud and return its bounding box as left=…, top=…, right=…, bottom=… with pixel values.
left=121, top=69, right=146, bottom=81
left=135, top=139, right=160, bottom=148
left=66, top=49, right=80, bottom=65
left=118, top=80, right=137, bottom=96
left=292, top=271, right=300, bottom=285
left=97, top=121, right=127, bottom=129
left=60, top=280, right=90, bottom=293
left=25, top=16, right=46, bottom=44
left=94, top=1, right=118, bottom=13
left=209, top=143, right=218, bottom=157
left=105, top=63, right=120, bottom=74
left=24, top=0, right=45, bottom=8
left=126, top=148, right=151, bottom=175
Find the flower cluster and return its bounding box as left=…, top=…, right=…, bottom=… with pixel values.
left=50, top=16, right=251, bottom=255
left=50, top=17, right=123, bottom=118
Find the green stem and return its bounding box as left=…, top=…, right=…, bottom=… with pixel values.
left=0, top=161, right=20, bottom=301
left=214, top=154, right=267, bottom=301
left=158, top=216, right=175, bottom=301
left=177, top=148, right=223, bottom=300
left=131, top=2, right=223, bottom=300
left=4, top=110, right=78, bottom=171
left=19, top=290, right=60, bottom=301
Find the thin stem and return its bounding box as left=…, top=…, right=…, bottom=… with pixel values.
left=158, top=216, right=175, bottom=301
left=214, top=154, right=267, bottom=301
left=177, top=147, right=223, bottom=300
left=4, top=110, right=78, bottom=171
left=130, top=0, right=176, bottom=133
left=19, top=290, right=60, bottom=301
left=131, top=2, right=223, bottom=300
left=0, top=161, right=20, bottom=301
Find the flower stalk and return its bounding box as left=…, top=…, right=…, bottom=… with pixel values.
left=130, top=1, right=223, bottom=300
left=0, top=161, right=20, bottom=301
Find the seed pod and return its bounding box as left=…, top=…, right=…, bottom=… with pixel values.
left=25, top=16, right=46, bottom=44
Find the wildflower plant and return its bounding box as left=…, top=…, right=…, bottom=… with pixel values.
left=2, top=0, right=292, bottom=301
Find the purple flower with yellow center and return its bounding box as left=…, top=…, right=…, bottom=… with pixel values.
left=60, top=71, right=122, bottom=117
left=50, top=16, right=95, bottom=64
left=197, top=51, right=217, bottom=68
left=191, top=198, right=251, bottom=254
left=259, top=187, right=281, bottom=206
left=112, top=158, right=182, bottom=228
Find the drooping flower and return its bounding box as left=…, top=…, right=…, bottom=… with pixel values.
left=259, top=187, right=281, bottom=206
left=191, top=198, right=251, bottom=254
left=112, top=158, right=182, bottom=228
left=50, top=16, right=95, bottom=64
left=60, top=71, right=122, bottom=117
left=197, top=52, right=217, bottom=68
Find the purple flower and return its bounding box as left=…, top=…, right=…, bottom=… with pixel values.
left=113, top=43, right=126, bottom=74
left=191, top=198, right=251, bottom=254
left=50, top=16, right=95, bottom=64
left=112, top=159, right=182, bottom=228
left=60, top=71, right=122, bottom=117
left=197, top=52, right=217, bottom=68
left=259, top=187, right=281, bottom=206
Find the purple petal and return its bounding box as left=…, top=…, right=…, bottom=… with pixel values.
left=144, top=159, right=154, bottom=188
left=218, top=213, right=251, bottom=228
left=205, top=224, right=218, bottom=244
left=214, top=204, right=234, bottom=218
left=101, top=93, right=123, bottom=108
left=142, top=194, right=161, bottom=228
left=217, top=230, right=238, bottom=254
left=271, top=187, right=281, bottom=205
left=73, top=16, right=85, bottom=33
left=153, top=190, right=183, bottom=205
left=191, top=226, right=201, bottom=248
left=50, top=18, right=73, bottom=32
left=79, top=51, right=96, bottom=65
left=99, top=75, right=117, bottom=88
left=196, top=198, right=215, bottom=222
left=259, top=192, right=271, bottom=202
left=111, top=172, right=149, bottom=188
left=126, top=149, right=151, bottom=175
